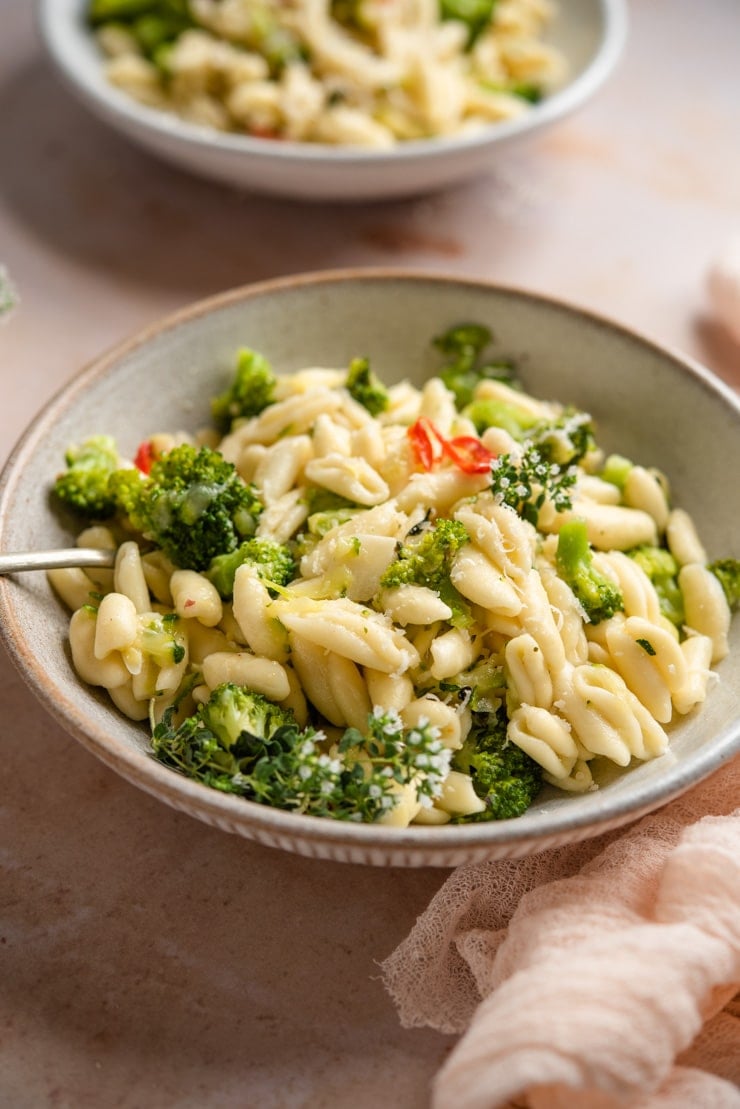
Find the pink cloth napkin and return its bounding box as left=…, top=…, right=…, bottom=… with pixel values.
left=381, top=755, right=740, bottom=1108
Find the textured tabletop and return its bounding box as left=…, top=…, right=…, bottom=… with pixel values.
left=1, top=1, right=739, bottom=1106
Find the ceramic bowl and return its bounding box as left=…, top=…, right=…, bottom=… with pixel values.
left=1, top=270, right=739, bottom=867
left=37, top=0, right=628, bottom=202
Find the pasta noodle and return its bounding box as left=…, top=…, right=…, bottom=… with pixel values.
left=170, top=569, right=223, bottom=626
left=114, top=541, right=150, bottom=613
left=679, top=562, right=731, bottom=663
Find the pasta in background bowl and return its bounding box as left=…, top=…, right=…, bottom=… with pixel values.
left=37, top=0, right=628, bottom=200
left=1, top=270, right=739, bottom=867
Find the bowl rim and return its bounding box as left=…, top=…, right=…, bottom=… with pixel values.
left=36, top=0, right=629, bottom=167
left=2, top=267, right=739, bottom=862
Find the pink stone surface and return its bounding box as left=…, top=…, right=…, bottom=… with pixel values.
left=1, top=1, right=739, bottom=1105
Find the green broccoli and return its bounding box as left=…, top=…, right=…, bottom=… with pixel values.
left=303, top=488, right=361, bottom=536
left=88, top=0, right=194, bottom=57
left=131, top=10, right=192, bottom=56
left=438, top=0, right=496, bottom=46
left=211, top=348, right=277, bottom=432
left=330, top=0, right=363, bottom=27
left=708, top=558, right=740, bottom=610
left=555, top=518, right=624, bottom=624
left=110, top=444, right=262, bottom=571
left=433, top=322, right=516, bottom=409
left=628, top=545, right=685, bottom=629
left=140, top=612, right=186, bottom=667
left=490, top=444, right=576, bottom=526
left=107, top=465, right=146, bottom=519
left=464, top=395, right=540, bottom=437
left=198, top=682, right=295, bottom=749
left=479, top=79, right=544, bottom=103
left=600, top=453, right=634, bottom=490
left=452, top=710, right=543, bottom=820
left=437, top=656, right=506, bottom=713
left=53, top=435, right=120, bottom=518
left=345, top=357, right=390, bottom=417
left=379, top=517, right=472, bottom=627
left=151, top=682, right=298, bottom=791
left=88, top=0, right=161, bottom=24
left=306, top=506, right=361, bottom=538
left=206, top=537, right=296, bottom=599
left=291, top=489, right=363, bottom=559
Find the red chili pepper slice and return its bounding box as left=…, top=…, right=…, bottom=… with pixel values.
left=134, top=440, right=155, bottom=475
left=248, top=126, right=282, bottom=140
left=407, top=417, right=444, bottom=471
left=443, top=436, right=497, bottom=474
left=408, top=418, right=496, bottom=475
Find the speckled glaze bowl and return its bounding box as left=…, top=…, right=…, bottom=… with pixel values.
left=37, top=0, right=628, bottom=201
left=1, top=271, right=739, bottom=866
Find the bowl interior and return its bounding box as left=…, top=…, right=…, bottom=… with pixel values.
left=1, top=272, right=739, bottom=866
left=36, top=0, right=628, bottom=199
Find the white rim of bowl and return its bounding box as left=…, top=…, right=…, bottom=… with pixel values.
left=36, top=0, right=629, bottom=167
left=2, top=268, right=738, bottom=862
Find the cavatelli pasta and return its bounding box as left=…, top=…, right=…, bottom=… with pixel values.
left=49, top=334, right=737, bottom=827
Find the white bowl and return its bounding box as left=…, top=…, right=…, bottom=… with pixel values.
left=2, top=270, right=739, bottom=867
left=37, top=0, right=628, bottom=202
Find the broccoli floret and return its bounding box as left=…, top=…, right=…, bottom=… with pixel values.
left=111, top=444, right=262, bottom=571
left=453, top=711, right=542, bottom=820
left=708, top=558, right=740, bottom=610
left=379, top=517, right=472, bottom=627
left=628, top=545, right=685, bottom=629
left=433, top=323, right=516, bottom=409
left=199, top=682, right=295, bottom=749
left=53, top=435, right=120, bottom=517
left=330, top=0, right=363, bottom=27
left=305, top=488, right=356, bottom=515
left=88, top=0, right=159, bottom=24
left=151, top=682, right=298, bottom=792
left=490, top=445, right=576, bottom=526
left=133, top=612, right=189, bottom=700
left=131, top=10, right=192, bottom=55
left=600, top=453, right=634, bottom=490
left=140, top=612, right=186, bottom=667
left=108, top=466, right=147, bottom=521
left=435, top=322, right=491, bottom=359
left=211, top=348, right=277, bottom=432
left=302, top=488, right=361, bottom=535
left=206, top=537, right=296, bottom=599
left=439, top=0, right=495, bottom=47
left=480, top=79, right=544, bottom=103
left=88, top=0, right=195, bottom=58
left=555, top=518, right=624, bottom=624
left=345, top=357, right=390, bottom=417
left=306, top=506, right=361, bottom=537
left=290, top=490, right=363, bottom=557
left=437, top=656, right=506, bottom=713
left=464, top=396, right=540, bottom=437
